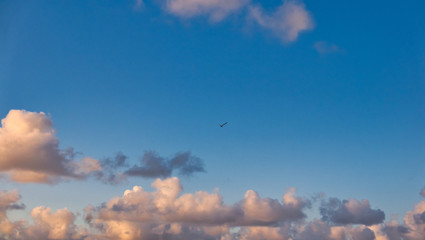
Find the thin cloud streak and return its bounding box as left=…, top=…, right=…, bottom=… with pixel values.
left=163, top=0, right=250, bottom=22
left=313, top=41, right=344, bottom=54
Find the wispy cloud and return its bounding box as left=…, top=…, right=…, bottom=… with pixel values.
left=313, top=41, right=343, bottom=54
left=248, top=0, right=315, bottom=42
left=163, top=0, right=250, bottom=22
left=157, top=0, right=315, bottom=43
left=133, top=0, right=145, bottom=11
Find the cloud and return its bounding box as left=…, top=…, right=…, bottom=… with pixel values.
left=0, top=190, right=25, bottom=220
left=313, top=41, right=343, bottom=54
left=350, top=227, right=375, bottom=240
left=125, top=151, right=205, bottom=178
left=94, top=153, right=129, bottom=185
left=0, top=110, right=206, bottom=184
left=248, top=0, right=315, bottom=42
left=3, top=181, right=425, bottom=239
left=320, top=198, right=385, bottom=226
left=0, top=110, right=102, bottom=184
left=84, top=177, right=309, bottom=239
left=25, top=207, right=85, bottom=240
left=163, top=0, right=250, bottom=22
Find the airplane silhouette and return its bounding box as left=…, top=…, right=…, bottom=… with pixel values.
left=219, top=122, right=228, bottom=127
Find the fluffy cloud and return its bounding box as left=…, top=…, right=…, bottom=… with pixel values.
left=163, top=0, right=250, bottom=22
left=125, top=151, right=205, bottom=178
left=0, top=190, right=25, bottom=220
left=0, top=110, right=204, bottom=184
left=3, top=180, right=425, bottom=239
left=320, top=198, right=385, bottom=226
left=25, top=207, right=85, bottom=240
left=248, top=0, right=315, bottom=42
left=0, top=110, right=103, bottom=183
left=0, top=189, right=86, bottom=240
left=84, top=177, right=308, bottom=239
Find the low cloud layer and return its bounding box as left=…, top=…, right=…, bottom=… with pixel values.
left=0, top=110, right=205, bottom=184
left=1, top=178, right=425, bottom=239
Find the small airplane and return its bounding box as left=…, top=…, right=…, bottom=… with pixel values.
left=219, top=122, right=228, bottom=127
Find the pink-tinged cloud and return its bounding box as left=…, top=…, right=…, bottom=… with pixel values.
left=25, top=207, right=85, bottom=240
left=86, top=177, right=308, bottom=230
left=164, top=0, right=250, bottom=22
left=248, top=0, right=314, bottom=42
left=0, top=190, right=25, bottom=220
left=2, top=180, right=425, bottom=239
left=0, top=110, right=102, bottom=184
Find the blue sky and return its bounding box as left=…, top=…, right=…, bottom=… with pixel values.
left=0, top=0, right=425, bottom=239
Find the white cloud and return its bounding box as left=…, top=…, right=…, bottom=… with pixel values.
left=248, top=0, right=315, bottom=42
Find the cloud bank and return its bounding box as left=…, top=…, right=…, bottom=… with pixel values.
left=1, top=178, right=424, bottom=239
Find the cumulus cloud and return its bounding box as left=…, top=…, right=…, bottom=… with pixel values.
left=0, top=190, right=25, bottom=220
left=0, top=110, right=204, bottom=184
left=3, top=181, right=425, bottom=239
left=320, top=198, right=385, bottom=226
left=83, top=177, right=309, bottom=239
left=125, top=151, right=205, bottom=178
left=248, top=0, right=315, bottom=42
left=25, top=207, right=86, bottom=240
left=0, top=110, right=102, bottom=183
left=163, top=0, right=250, bottom=22
left=313, top=41, right=343, bottom=54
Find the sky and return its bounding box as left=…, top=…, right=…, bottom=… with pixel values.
left=0, top=0, right=424, bottom=239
